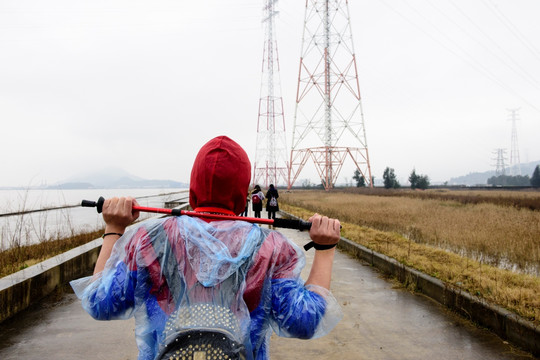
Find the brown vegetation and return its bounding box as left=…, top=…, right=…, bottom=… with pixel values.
left=282, top=189, right=540, bottom=274
left=343, top=187, right=540, bottom=211
left=0, top=229, right=103, bottom=278
left=280, top=189, right=540, bottom=324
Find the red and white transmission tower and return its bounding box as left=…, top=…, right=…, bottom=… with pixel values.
left=252, top=0, right=289, bottom=188
left=288, top=0, right=372, bottom=190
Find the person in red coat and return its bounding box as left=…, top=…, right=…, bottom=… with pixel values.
left=71, top=136, right=342, bottom=360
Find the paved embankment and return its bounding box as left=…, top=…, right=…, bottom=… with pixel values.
left=0, top=219, right=536, bottom=359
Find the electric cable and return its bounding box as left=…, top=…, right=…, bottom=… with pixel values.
left=449, top=0, right=540, bottom=89
left=481, top=0, right=540, bottom=63
left=379, top=0, right=540, bottom=113
left=427, top=1, right=540, bottom=91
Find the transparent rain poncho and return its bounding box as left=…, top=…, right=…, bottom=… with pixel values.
left=71, top=216, right=342, bottom=360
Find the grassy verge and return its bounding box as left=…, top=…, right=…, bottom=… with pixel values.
left=279, top=199, right=540, bottom=325
left=0, top=228, right=104, bottom=278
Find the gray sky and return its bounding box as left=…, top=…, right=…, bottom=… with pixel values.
left=1, top=0, right=539, bottom=187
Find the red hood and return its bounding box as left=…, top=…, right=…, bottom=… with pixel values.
left=189, top=136, right=251, bottom=215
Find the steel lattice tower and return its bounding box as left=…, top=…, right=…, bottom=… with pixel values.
left=252, top=0, right=289, bottom=188
left=288, top=0, right=372, bottom=190
left=492, top=148, right=507, bottom=176
left=508, top=108, right=521, bottom=176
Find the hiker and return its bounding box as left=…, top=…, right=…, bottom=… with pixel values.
left=71, top=136, right=342, bottom=360
left=251, top=184, right=264, bottom=218
left=265, top=184, right=279, bottom=220
left=242, top=191, right=250, bottom=216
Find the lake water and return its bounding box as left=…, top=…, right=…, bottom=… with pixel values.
left=0, top=188, right=188, bottom=250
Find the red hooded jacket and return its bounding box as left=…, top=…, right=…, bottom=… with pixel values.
left=189, top=136, right=251, bottom=215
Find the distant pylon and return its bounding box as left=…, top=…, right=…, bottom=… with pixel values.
left=252, top=0, right=289, bottom=188
left=288, top=0, right=372, bottom=190
left=492, top=148, right=507, bottom=176
left=508, top=108, right=521, bottom=176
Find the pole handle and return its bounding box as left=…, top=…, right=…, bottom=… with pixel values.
left=81, top=196, right=105, bottom=213
left=272, top=218, right=312, bottom=231
left=80, top=197, right=330, bottom=232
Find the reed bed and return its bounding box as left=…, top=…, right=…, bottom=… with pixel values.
left=279, top=190, right=540, bottom=324
left=281, top=190, right=540, bottom=274
left=0, top=228, right=104, bottom=278
left=343, top=187, right=540, bottom=211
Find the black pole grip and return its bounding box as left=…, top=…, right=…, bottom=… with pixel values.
left=272, top=218, right=312, bottom=231
left=81, top=199, right=97, bottom=208
left=80, top=197, right=105, bottom=213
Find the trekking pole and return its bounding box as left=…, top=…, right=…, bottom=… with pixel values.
left=81, top=197, right=313, bottom=231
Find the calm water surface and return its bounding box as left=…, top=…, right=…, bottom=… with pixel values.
left=0, top=188, right=188, bottom=250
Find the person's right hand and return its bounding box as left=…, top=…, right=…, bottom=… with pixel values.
left=102, top=197, right=140, bottom=234
left=308, top=213, right=341, bottom=247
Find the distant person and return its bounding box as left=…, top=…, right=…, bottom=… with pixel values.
left=251, top=184, right=264, bottom=218
left=265, top=184, right=279, bottom=220
left=70, top=136, right=342, bottom=360
left=242, top=191, right=250, bottom=217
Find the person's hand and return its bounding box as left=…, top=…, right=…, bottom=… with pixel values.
left=308, top=213, right=340, bottom=247
left=102, top=197, right=140, bottom=234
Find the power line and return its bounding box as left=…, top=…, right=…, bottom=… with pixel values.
left=482, top=0, right=540, bottom=63
left=379, top=0, right=540, bottom=113
left=428, top=0, right=540, bottom=91
left=449, top=0, right=540, bottom=88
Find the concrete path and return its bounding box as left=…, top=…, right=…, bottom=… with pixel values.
left=271, top=228, right=533, bottom=360
left=0, top=217, right=535, bottom=359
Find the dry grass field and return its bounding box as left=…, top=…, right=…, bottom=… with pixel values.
left=0, top=228, right=103, bottom=278
left=279, top=188, right=540, bottom=324
left=343, top=187, right=540, bottom=211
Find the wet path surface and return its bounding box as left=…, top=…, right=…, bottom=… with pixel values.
left=0, top=220, right=535, bottom=359
left=271, top=228, right=534, bottom=360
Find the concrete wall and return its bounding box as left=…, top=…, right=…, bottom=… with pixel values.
left=0, top=238, right=101, bottom=323
left=0, top=207, right=190, bottom=324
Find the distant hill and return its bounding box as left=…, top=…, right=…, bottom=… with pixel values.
left=448, top=160, right=540, bottom=186
left=48, top=168, right=188, bottom=189
left=46, top=182, right=96, bottom=189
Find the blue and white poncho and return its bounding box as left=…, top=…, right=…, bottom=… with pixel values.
left=71, top=216, right=342, bottom=360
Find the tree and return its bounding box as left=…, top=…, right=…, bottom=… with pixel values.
left=416, top=175, right=430, bottom=190
left=353, top=169, right=366, bottom=187
left=383, top=167, right=400, bottom=189
left=488, top=174, right=530, bottom=186
left=409, top=169, right=429, bottom=190
left=408, top=169, right=419, bottom=189
left=301, top=179, right=313, bottom=188
left=531, top=165, right=540, bottom=188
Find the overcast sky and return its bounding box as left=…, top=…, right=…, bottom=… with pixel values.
left=1, top=0, right=539, bottom=187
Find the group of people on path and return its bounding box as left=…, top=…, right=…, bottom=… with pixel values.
left=247, top=184, right=279, bottom=219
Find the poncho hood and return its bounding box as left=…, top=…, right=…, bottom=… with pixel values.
left=189, top=136, right=251, bottom=215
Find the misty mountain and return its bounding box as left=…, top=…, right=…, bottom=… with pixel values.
left=448, top=160, right=540, bottom=186
left=49, top=168, right=188, bottom=189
